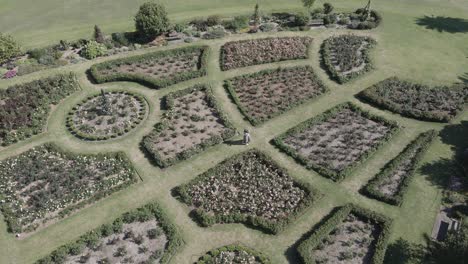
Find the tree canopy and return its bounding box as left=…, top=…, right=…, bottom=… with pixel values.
left=134, top=2, right=170, bottom=40
left=0, top=33, right=21, bottom=64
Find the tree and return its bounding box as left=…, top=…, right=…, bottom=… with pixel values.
left=134, top=2, right=170, bottom=40
left=428, top=225, right=468, bottom=264
left=0, top=33, right=21, bottom=64
left=301, top=0, right=316, bottom=13
left=323, top=3, right=334, bottom=14
left=94, top=25, right=105, bottom=43
left=253, top=3, right=260, bottom=27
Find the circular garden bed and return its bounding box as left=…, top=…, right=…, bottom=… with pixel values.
left=67, top=91, right=148, bottom=141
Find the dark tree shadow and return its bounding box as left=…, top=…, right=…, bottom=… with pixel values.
left=384, top=238, right=427, bottom=264
left=439, top=121, right=468, bottom=159
left=415, top=16, right=468, bottom=33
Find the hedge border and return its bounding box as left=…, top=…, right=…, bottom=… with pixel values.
left=195, top=244, right=270, bottom=264
left=89, top=45, right=210, bottom=89
left=173, top=149, right=322, bottom=235
left=362, top=130, right=437, bottom=206
left=272, top=102, right=400, bottom=181
left=142, top=84, right=236, bottom=168
left=224, top=66, right=329, bottom=126
left=66, top=91, right=149, bottom=141
left=35, top=202, right=184, bottom=264
left=220, top=36, right=313, bottom=71
left=321, top=35, right=376, bottom=84
left=357, top=77, right=468, bottom=122
left=0, top=142, right=138, bottom=234
left=297, top=204, right=393, bottom=264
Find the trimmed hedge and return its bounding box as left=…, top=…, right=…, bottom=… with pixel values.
left=273, top=102, right=400, bottom=181
left=362, top=130, right=437, bottom=206
left=321, top=35, right=376, bottom=84
left=89, top=45, right=209, bottom=89
left=358, top=77, right=468, bottom=122
left=297, top=204, right=392, bottom=264
left=35, top=202, right=183, bottom=264
left=66, top=91, right=148, bottom=141
left=224, top=66, right=328, bottom=126
left=195, top=244, right=270, bottom=264
left=174, top=149, right=321, bottom=234
left=142, top=84, right=236, bottom=168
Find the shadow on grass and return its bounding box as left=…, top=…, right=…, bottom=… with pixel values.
left=384, top=238, right=427, bottom=264
left=415, top=16, right=468, bottom=33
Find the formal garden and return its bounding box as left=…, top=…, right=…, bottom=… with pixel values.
left=0, top=0, right=467, bottom=263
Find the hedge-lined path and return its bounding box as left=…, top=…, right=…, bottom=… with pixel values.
left=0, top=15, right=466, bottom=263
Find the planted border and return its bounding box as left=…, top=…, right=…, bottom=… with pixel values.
left=195, top=244, right=270, bottom=264
left=224, top=66, right=328, bottom=126
left=273, top=102, right=400, bottom=181
left=89, top=45, right=209, bottom=89
left=35, top=202, right=183, bottom=264
left=297, top=204, right=392, bottom=264
left=174, top=149, right=321, bottom=234
left=362, top=130, right=437, bottom=206
left=321, top=35, right=376, bottom=84
left=142, top=84, right=236, bottom=168
left=66, top=91, right=148, bottom=141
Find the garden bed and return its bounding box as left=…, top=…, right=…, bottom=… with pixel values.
left=362, top=130, right=437, bottom=206
left=220, top=37, right=312, bottom=71
left=89, top=46, right=209, bottom=88
left=0, top=73, right=80, bottom=146
left=297, top=204, right=392, bottom=264
left=35, top=203, right=183, bottom=264
left=174, top=149, right=319, bottom=234
left=225, top=66, right=327, bottom=126
left=142, top=85, right=235, bottom=168
left=195, top=244, right=269, bottom=264
left=321, top=35, right=376, bottom=84
left=273, top=102, right=399, bottom=181
left=0, top=143, right=137, bottom=234
left=67, top=91, right=148, bottom=141
left=358, top=77, right=468, bottom=122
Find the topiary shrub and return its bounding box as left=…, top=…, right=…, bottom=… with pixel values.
left=134, top=2, right=170, bottom=40
left=80, top=40, right=107, bottom=59
left=0, top=33, right=22, bottom=64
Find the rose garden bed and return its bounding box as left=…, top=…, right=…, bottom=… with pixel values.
left=0, top=73, right=80, bottom=146
left=220, top=37, right=312, bottom=71
left=0, top=143, right=137, bottom=234
left=89, top=46, right=209, bottom=88
left=195, top=244, right=270, bottom=264
left=297, top=204, right=392, bottom=264
left=224, top=66, right=328, bottom=126
left=321, top=35, right=376, bottom=84
left=142, top=85, right=235, bottom=168
left=36, top=203, right=183, bottom=264
left=174, top=149, right=319, bottom=234
left=358, top=77, right=468, bottom=122
left=362, top=130, right=437, bottom=206
left=67, top=91, right=148, bottom=141
left=273, top=102, right=399, bottom=181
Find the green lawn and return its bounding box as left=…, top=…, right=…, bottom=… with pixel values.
left=0, top=0, right=467, bottom=263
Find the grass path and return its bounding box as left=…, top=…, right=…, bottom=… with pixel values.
left=0, top=1, right=467, bottom=263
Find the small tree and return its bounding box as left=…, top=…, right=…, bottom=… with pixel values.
left=0, top=33, right=21, bottom=64
left=94, top=25, right=105, bottom=43
left=253, top=3, right=261, bottom=27
left=301, top=0, right=316, bottom=14
left=134, top=2, right=170, bottom=40
left=323, top=3, right=334, bottom=14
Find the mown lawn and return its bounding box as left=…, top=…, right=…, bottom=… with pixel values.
left=0, top=0, right=467, bottom=263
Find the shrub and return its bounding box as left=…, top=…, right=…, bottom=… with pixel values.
left=295, top=12, right=310, bottom=26
left=223, top=15, right=249, bottom=32
left=196, top=244, right=270, bottom=264
left=323, top=3, right=334, bottom=14
left=0, top=33, right=22, bottom=64
left=202, top=28, right=226, bottom=39
left=111, top=32, right=131, bottom=47
left=206, top=15, right=222, bottom=26
left=94, top=25, right=105, bottom=43
left=323, top=14, right=336, bottom=25
left=80, top=40, right=107, bottom=59
left=134, top=2, right=170, bottom=40
left=173, top=23, right=186, bottom=33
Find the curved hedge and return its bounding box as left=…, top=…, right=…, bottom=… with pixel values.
left=195, top=244, right=270, bottom=264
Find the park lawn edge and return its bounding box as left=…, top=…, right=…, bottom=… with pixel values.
left=321, top=35, right=377, bottom=84
left=34, top=202, right=184, bottom=264
left=173, top=148, right=322, bottom=235
left=224, top=65, right=329, bottom=126
left=362, top=129, right=438, bottom=206
left=89, top=45, right=210, bottom=89
left=0, top=142, right=138, bottom=234
left=272, top=102, right=400, bottom=181
left=66, top=91, right=149, bottom=141
left=142, top=84, right=236, bottom=168
left=195, top=244, right=270, bottom=264
left=297, top=203, right=392, bottom=264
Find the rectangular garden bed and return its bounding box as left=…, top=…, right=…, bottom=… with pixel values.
left=142, top=85, right=235, bottom=168
left=89, top=45, right=209, bottom=88
left=220, top=37, right=312, bottom=71
left=273, top=102, right=399, bottom=181
left=224, top=66, right=327, bottom=126
left=0, top=143, right=137, bottom=234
